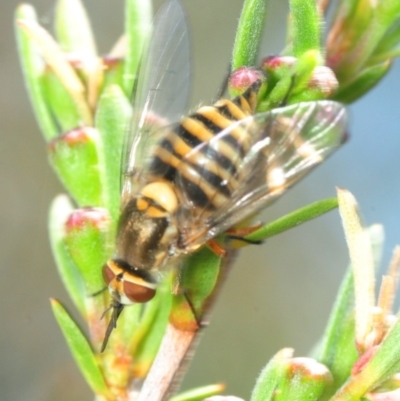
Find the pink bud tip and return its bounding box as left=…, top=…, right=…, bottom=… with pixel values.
left=288, top=357, right=332, bottom=381
left=65, top=207, right=109, bottom=232
left=229, top=67, right=265, bottom=93
left=309, top=66, right=338, bottom=96
left=48, top=127, right=97, bottom=150
left=261, top=55, right=296, bottom=71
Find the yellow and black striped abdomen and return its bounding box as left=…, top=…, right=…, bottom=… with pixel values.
left=148, top=81, right=261, bottom=210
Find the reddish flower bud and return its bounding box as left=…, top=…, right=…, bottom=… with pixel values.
left=308, top=66, right=339, bottom=97
left=65, top=207, right=109, bottom=232
left=261, top=55, right=296, bottom=72
left=48, top=127, right=102, bottom=207
left=64, top=207, right=110, bottom=293
left=229, top=66, right=265, bottom=96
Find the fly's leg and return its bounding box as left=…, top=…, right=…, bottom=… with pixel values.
left=172, top=269, right=206, bottom=329
left=183, top=291, right=206, bottom=329
left=206, top=239, right=227, bottom=257
left=91, top=286, right=107, bottom=297
left=214, top=64, right=231, bottom=100
left=206, top=225, right=264, bottom=256
left=226, top=224, right=264, bottom=245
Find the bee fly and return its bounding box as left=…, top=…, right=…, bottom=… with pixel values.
left=101, top=0, right=348, bottom=351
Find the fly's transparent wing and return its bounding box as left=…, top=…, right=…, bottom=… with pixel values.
left=122, top=0, right=190, bottom=203
left=174, top=100, right=348, bottom=249
left=134, top=0, right=190, bottom=125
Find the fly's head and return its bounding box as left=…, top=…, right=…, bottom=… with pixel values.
left=100, top=258, right=158, bottom=351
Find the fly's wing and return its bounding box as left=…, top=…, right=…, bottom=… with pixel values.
left=174, top=100, right=348, bottom=249
left=121, top=0, right=190, bottom=204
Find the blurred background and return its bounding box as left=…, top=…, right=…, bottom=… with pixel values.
left=2, top=0, right=400, bottom=400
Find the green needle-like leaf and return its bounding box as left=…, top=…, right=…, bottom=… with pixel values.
left=317, top=267, right=357, bottom=397
left=63, top=208, right=110, bottom=295
left=50, top=299, right=112, bottom=398
left=126, top=281, right=170, bottom=356
left=127, top=303, right=158, bottom=351
left=17, top=17, right=93, bottom=126
left=55, top=0, right=97, bottom=56
left=49, top=195, right=86, bottom=315
left=169, top=384, right=225, bottom=401
left=331, top=0, right=400, bottom=83
left=41, top=69, right=82, bottom=132
left=15, top=5, right=58, bottom=140
left=371, top=19, right=400, bottom=64
left=132, top=283, right=172, bottom=378
left=289, top=0, right=321, bottom=58
left=123, top=0, right=152, bottom=94
left=96, top=84, right=132, bottom=225
left=318, top=225, right=384, bottom=400
left=48, top=127, right=103, bottom=207
left=330, top=317, right=400, bottom=401
left=274, top=359, right=332, bottom=401
left=245, top=197, right=339, bottom=243
left=333, top=61, right=391, bottom=104
left=232, top=0, right=267, bottom=71
left=102, top=57, right=125, bottom=89
left=251, top=348, right=294, bottom=401
left=367, top=317, right=400, bottom=382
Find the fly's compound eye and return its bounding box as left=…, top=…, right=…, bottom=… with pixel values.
left=123, top=280, right=156, bottom=303
left=102, top=263, right=115, bottom=286
left=102, top=259, right=157, bottom=303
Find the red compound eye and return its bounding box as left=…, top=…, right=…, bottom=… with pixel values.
left=123, top=281, right=156, bottom=303
left=102, top=263, right=115, bottom=285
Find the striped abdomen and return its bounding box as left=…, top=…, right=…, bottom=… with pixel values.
left=149, top=81, right=261, bottom=210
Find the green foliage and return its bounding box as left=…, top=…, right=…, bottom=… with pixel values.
left=232, top=0, right=267, bottom=70
left=15, top=0, right=400, bottom=400
left=51, top=299, right=112, bottom=398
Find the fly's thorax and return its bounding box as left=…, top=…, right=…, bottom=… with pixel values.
left=102, top=259, right=158, bottom=304
left=116, top=180, right=180, bottom=272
